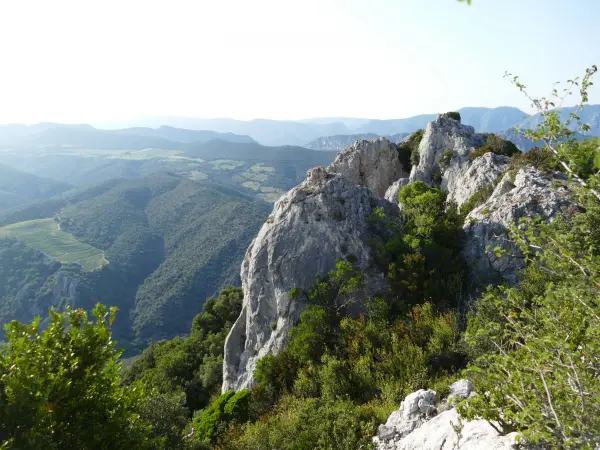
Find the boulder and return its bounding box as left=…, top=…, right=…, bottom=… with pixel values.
left=463, top=168, right=580, bottom=286
left=328, top=137, right=409, bottom=198
left=376, top=389, right=437, bottom=443
left=222, top=167, right=397, bottom=392
left=373, top=383, right=519, bottom=450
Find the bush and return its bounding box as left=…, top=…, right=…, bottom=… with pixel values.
left=460, top=212, right=600, bottom=448
left=460, top=180, right=499, bottom=217
left=0, top=305, right=155, bottom=450
left=441, top=111, right=461, bottom=122
left=226, top=396, right=378, bottom=450
left=398, top=129, right=424, bottom=169
left=193, top=389, right=252, bottom=445
left=439, top=148, right=455, bottom=170
left=508, top=146, right=558, bottom=173
left=468, top=133, right=521, bottom=162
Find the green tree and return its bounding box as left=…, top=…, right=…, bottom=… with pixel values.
left=460, top=66, right=600, bottom=448
left=0, top=305, right=155, bottom=450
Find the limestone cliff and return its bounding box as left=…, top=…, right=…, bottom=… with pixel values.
left=463, top=168, right=580, bottom=286
left=222, top=167, right=397, bottom=391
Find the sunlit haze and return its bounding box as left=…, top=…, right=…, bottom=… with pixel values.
left=1, top=0, right=599, bottom=124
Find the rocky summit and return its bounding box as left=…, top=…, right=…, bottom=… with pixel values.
left=222, top=166, right=398, bottom=391
left=222, top=113, right=582, bottom=439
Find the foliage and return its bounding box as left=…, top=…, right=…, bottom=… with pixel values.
left=507, top=65, right=600, bottom=201
left=459, top=178, right=499, bottom=217
left=459, top=66, right=600, bottom=449
left=468, top=133, right=520, bottom=162
left=124, top=287, right=243, bottom=414
left=193, top=390, right=252, bottom=445
left=370, top=181, right=465, bottom=313
left=137, top=391, right=190, bottom=450
left=0, top=305, right=155, bottom=450
left=439, top=148, right=455, bottom=170
left=224, top=396, right=378, bottom=450
left=0, top=173, right=267, bottom=352
left=460, top=212, right=600, bottom=447
left=508, top=145, right=558, bottom=174
left=398, top=129, right=424, bottom=168
left=441, top=111, right=461, bottom=122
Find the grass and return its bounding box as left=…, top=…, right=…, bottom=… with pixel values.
left=241, top=171, right=269, bottom=182
left=0, top=218, right=108, bottom=271
left=242, top=181, right=261, bottom=191
left=249, top=163, right=275, bottom=174
left=210, top=159, right=246, bottom=170
left=185, top=170, right=208, bottom=181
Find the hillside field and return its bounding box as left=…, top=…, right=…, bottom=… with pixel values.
left=0, top=218, right=107, bottom=271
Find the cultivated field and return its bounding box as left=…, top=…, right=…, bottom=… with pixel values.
left=0, top=218, right=108, bottom=271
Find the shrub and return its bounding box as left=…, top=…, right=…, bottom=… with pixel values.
left=469, top=133, right=521, bottom=162
left=439, top=148, right=455, bottom=170
left=509, top=146, right=558, bottom=172
left=460, top=212, right=600, bottom=448
left=0, top=305, right=155, bottom=450
left=226, top=396, right=378, bottom=450
left=398, top=129, right=424, bottom=169
left=194, top=389, right=252, bottom=445
left=460, top=180, right=498, bottom=217
left=441, top=111, right=461, bottom=122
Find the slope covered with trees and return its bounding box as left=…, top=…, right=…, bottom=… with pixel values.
left=0, top=173, right=268, bottom=351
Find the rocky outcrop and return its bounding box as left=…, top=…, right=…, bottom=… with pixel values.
left=375, top=389, right=437, bottom=443
left=450, top=152, right=510, bottom=207
left=328, top=138, right=408, bottom=198
left=374, top=381, right=519, bottom=450
left=463, top=168, right=580, bottom=286
left=222, top=167, right=397, bottom=392
left=409, top=116, right=486, bottom=196
left=384, top=178, right=409, bottom=204
left=305, top=133, right=409, bottom=151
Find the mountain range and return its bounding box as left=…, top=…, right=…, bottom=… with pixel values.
left=93, top=105, right=600, bottom=146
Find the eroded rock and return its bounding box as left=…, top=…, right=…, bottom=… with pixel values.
left=328, top=137, right=409, bottom=198
left=409, top=116, right=485, bottom=194
left=373, top=382, right=518, bottom=450
left=463, top=168, right=579, bottom=286
left=222, top=168, right=397, bottom=392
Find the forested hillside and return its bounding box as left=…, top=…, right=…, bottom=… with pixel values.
left=0, top=164, right=72, bottom=211
left=0, top=173, right=268, bottom=351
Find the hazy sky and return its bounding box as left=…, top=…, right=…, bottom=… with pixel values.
left=0, top=0, right=598, bottom=124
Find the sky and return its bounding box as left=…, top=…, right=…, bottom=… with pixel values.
left=0, top=0, right=598, bottom=124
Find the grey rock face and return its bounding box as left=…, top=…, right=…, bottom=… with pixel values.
left=222, top=167, right=397, bottom=392
left=384, top=178, right=409, bottom=204
left=450, top=152, right=510, bottom=208
left=409, top=116, right=485, bottom=194
left=376, top=389, right=437, bottom=444
left=373, top=384, right=518, bottom=450
left=449, top=379, right=474, bottom=401
left=328, top=137, right=408, bottom=197
left=463, top=168, right=579, bottom=286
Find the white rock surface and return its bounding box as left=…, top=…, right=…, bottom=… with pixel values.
left=409, top=116, right=486, bottom=196
left=384, top=178, right=409, bottom=204
left=451, top=152, right=510, bottom=208
left=388, top=409, right=519, bottom=450
left=328, top=137, right=409, bottom=198
left=222, top=167, right=397, bottom=392
left=463, top=168, right=579, bottom=286
left=374, top=383, right=519, bottom=450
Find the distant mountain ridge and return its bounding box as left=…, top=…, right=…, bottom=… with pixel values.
left=0, top=123, right=255, bottom=149
left=92, top=105, right=600, bottom=146
left=305, top=133, right=409, bottom=151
